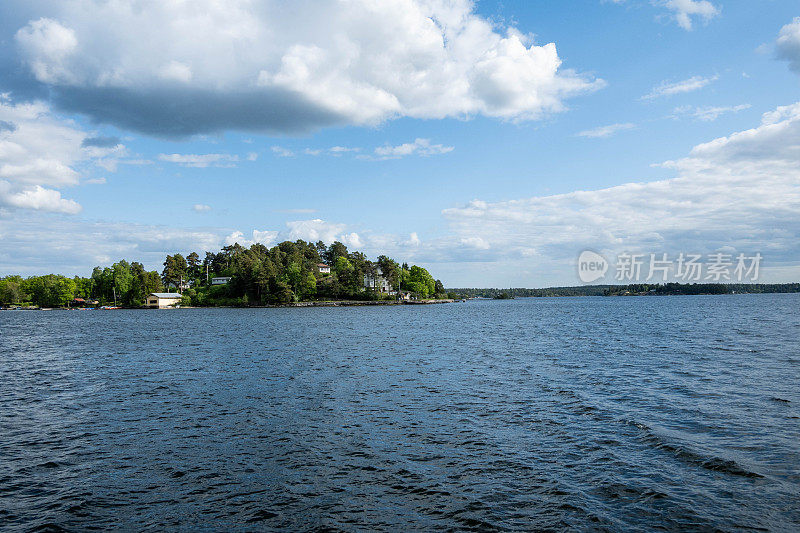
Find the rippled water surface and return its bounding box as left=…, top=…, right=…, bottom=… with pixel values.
left=2, top=295, right=799, bottom=531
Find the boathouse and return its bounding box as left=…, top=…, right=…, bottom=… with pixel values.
left=146, top=292, right=183, bottom=309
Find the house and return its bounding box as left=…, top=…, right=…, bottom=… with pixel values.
left=146, top=292, right=183, bottom=308
left=211, top=277, right=231, bottom=285
left=317, top=263, right=330, bottom=274
left=364, top=268, right=394, bottom=293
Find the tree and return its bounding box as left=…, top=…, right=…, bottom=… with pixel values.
left=434, top=279, right=445, bottom=296
left=406, top=265, right=436, bottom=297
left=326, top=241, right=348, bottom=265
left=187, top=252, right=201, bottom=279
left=0, top=276, right=25, bottom=304
left=162, top=254, right=188, bottom=289
left=22, top=275, right=76, bottom=307
left=112, top=260, right=133, bottom=301
left=377, top=256, right=399, bottom=290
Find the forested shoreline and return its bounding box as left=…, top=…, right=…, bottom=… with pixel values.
left=0, top=240, right=452, bottom=308
left=452, top=283, right=800, bottom=299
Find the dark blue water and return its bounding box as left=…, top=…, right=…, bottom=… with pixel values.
left=1, top=295, right=799, bottom=531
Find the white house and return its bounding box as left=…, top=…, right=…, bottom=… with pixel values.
left=364, top=268, right=394, bottom=293
left=146, top=292, right=183, bottom=309
left=317, top=263, right=330, bottom=274
left=211, top=277, right=231, bottom=285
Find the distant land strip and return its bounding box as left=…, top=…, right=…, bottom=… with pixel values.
left=452, top=283, right=800, bottom=299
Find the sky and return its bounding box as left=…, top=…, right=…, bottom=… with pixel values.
left=0, top=0, right=798, bottom=287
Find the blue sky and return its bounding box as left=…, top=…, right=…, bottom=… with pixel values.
left=0, top=1, right=798, bottom=286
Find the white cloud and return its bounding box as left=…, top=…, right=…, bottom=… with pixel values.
left=303, top=146, right=360, bottom=156
left=0, top=181, right=81, bottom=214
left=284, top=219, right=347, bottom=244
left=642, top=75, right=718, bottom=100
left=372, top=138, right=454, bottom=159
left=271, top=146, right=294, bottom=158
left=577, top=122, right=635, bottom=138
left=158, top=60, right=193, bottom=83
left=656, top=0, right=720, bottom=30
left=14, top=18, right=78, bottom=83
left=192, top=204, right=212, bottom=212
left=12, top=0, right=602, bottom=137
left=0, top=95, right=119, bottom=214
left=340, top=232, right=363, bottom=248
left=672, top=104, right=751, bottom=121
left=158, top=153, right=241, bottom=168
left=460, top=236, right=490, bottom=250
left=776, top=17, right=800, bottom=73
left=278, top=139, right=455, bottom=160
left=224, top=229, right=278, bottom=247
left=440, top=101, right=800, bottom=283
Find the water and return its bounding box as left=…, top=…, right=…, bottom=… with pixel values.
left=1, top=294, right=799, bottom=531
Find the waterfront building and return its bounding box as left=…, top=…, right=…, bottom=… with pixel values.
left=146, top=292, right=183, bottom=308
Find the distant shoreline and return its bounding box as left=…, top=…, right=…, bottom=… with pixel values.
left=453, top=283, right=800, bottom=299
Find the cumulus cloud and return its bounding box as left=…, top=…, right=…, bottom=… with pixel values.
left=577, top=122, right=635, bottom=138
left=225, top=219, right=367, bottom=249
left=273, top=139, right=454, bottom=159
left=192, top=204, right=212, bottom=213
left=776, top=17, right=800, bottom=73
left=271, top=146, right=295, bottom=158
left=672, top=104, right=751, bottom=121
left=158, top=153, right=242, bottom=168
left=284, top=219, right=347, bottom=244
left=0, top=95, right=119, bottom=213
left=656, top=0, right=720, bottom=30
left=372, top=138, right=454, bottom=159
left=303, top=146, right=360, bottom=156
left=441, top=101, right=800, bottom=282
left=642, top=75, right=718, bottom=100
left=224, top=229, right=279, bottom=247
left=0, top=181, right=81, bottom=214
left=12, top=0, right=602, bottom=137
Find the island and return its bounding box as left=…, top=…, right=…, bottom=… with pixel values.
left=0, top=240, right=457, bottom=309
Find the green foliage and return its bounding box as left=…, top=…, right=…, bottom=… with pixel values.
left=181, top=288, right=196, bottom=307
left=19, top=274, right=76, bottom=307
left=0, top=276, right=26, bottom=304
left=405, top=265, right=436, bottom=297
left=162, top=254, right=188, bottom=289
left=1, top=241, right=449, bottom=308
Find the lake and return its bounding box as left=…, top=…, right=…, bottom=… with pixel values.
left=1, top=295, right=799, bottom=530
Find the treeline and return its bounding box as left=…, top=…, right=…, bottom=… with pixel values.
left=452, top=286, right=611, bottom=298
left=452, top=283, right=800, bottom=299
left=0, top=261, right=162, bottom=308
left=0, top=240, right=449, bottom=307
left=604, top=283, right=800, bottom=296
